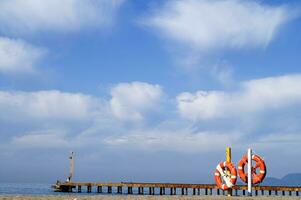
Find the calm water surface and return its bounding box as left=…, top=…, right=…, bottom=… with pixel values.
left=0, top=183, right=135, bottom=195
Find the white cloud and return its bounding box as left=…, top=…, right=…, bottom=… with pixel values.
left=0, top=0, right=125, bottom=74
left=144, top=0, right=292, bottom=51
left=0, top=90, right=100, bottom=121
left=256, top=132, right=301, bottom=145
left=104, top=129, right=237, bottom=153
left=1, top=77, right=301, bottom=156
left=11, top=131, right=69, bottom=148
left=110, top=82, right=164, bottom=121
left=0, top=0, right=125, bottom=35
left=0, top=37, right=45, bottom=74
left=177, top=74, right=301, bottom=120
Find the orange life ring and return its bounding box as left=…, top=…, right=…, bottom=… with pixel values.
left=214, top=161, right=237, bottom=190
left=238, top=154, right=266, bottom=184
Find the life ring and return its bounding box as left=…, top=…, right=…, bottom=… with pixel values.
left=238, top=154, right=266, bottom=184
left=214, top=161, right=237, bottom=190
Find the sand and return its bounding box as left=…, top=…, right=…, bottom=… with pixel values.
left=0, top=196, right=299, bottom=200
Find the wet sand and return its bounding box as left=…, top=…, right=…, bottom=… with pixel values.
left=0, top=196, right=299, bottom=200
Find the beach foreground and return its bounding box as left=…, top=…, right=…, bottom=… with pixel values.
left=0, top=196, right=299, bottom=200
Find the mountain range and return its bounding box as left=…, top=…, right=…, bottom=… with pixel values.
left=261, top=173, right=301, bottom=186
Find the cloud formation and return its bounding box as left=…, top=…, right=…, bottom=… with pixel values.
left=2, top=77, right=301, bottom=155
left=0, top=82, right=166, bottom=149
left=110, top=82, right=164, bottom=121
left=11, top=131, right=69, bottom=149
left=0, top=0, right=125, bottom=75
left=177, top=74, right=301, bottom=120
left=144, top=0, right=291, bottom=51
left=104, top=130, right=237, bottom=153
left=0, top=90, right=99, bottom=122
left=0, top=0, right=125, bottom=35
left=0, top=37, right=45, bottom=74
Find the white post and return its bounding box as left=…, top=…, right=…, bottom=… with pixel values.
left=247, top=148, right=252, bottom=196
left=67, top=151, right=74, bottom=182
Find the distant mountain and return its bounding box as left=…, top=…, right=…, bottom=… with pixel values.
left=262, top=173, right=301, bottom=186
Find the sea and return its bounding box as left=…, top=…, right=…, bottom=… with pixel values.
left=0, top=182, right=141, bottom=196
left=0, top=183, right=196, bottom=196
left=0, top=183, right=59, bottom=195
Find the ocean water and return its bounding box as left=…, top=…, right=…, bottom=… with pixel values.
left=0, top=183, right=56, bottom=195
left=0, top=183, right=194, bottom=196
left=0, top=183, right=146, bottom=196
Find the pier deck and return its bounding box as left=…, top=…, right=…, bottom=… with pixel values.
left=53, top=182, right=301, bottom=196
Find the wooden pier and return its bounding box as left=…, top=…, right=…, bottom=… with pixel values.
left=52, top=181, right=301, bottom=196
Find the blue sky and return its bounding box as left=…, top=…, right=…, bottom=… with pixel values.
left=0, top=0, right=301, bottom=184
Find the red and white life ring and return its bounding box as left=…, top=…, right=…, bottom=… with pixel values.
left=238, top=154, right=266, bottom=184
left=214, top=161, right=237, bottom=190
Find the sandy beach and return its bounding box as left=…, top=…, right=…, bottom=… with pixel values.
left=0, top=196, right=299, bottom=200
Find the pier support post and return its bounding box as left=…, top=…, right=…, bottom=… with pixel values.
left=61, top=186, right=69, bottom=192
left=217, top=189, right=220, bottom=195
left=97, top=186, right=102, bottom=193
left=255, top=190, right=258, bottom=196
left=108, top=186, right=112, bottom=193
left=296, top=191, right=299, bottom=196
left=268, top=190, right=271, bottom=195
left=160, top=187, right=163, bottom=195
left=149, top=187, right=151, bottom=195
left=170, top=188, right=173, bottom=195
left=205, top=188, right=208, bottom=195
left=193, top=188, right=196, bottom=195
left=185, top=188, right=188, bottom=195
left=282, top=191, right=285, bottom=196
left=242, top=190, right=245, bottom=196
left=78, top=186, right=81, bottom=193
left=209, top=189, right=212, bottom=195
left=181, top=188, right=184, bottom=195
left=197, top=188, right=200, bottom=195
left=261, top=190, right=264, bottom=195
left=87, top=186, right=91, bottom=193
left=117, top=186, right=122, bottom=194
left=127, top=187, right=132, bottom=194
left=289, top=191, right=292, bottom=196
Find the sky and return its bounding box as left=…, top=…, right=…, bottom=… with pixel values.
left=0, top=0, right=301, bottom=184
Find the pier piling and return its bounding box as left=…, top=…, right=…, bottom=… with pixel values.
left=87, top=186, right=91, bottom=193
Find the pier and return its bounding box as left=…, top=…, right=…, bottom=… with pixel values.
left=53, top=151, right=301, bottom=197
left=53, top=181, right=301, bottom=196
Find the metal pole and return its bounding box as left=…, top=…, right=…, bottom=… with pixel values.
left=248, top=148, right=252, bottom=196
left=226, top=147, right=232, bottom=196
